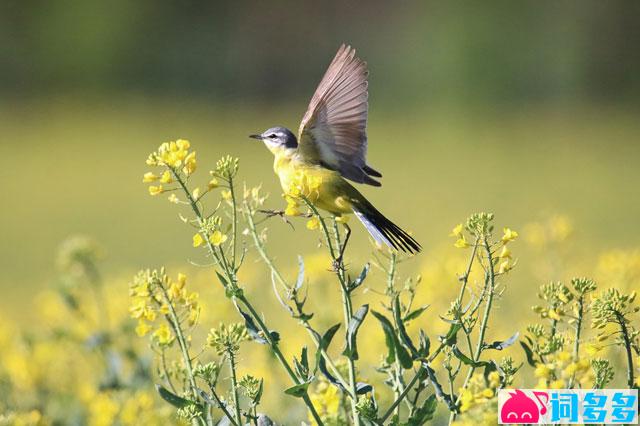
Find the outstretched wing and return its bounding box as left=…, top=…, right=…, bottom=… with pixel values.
left=297, top=44, right=382, bottom=186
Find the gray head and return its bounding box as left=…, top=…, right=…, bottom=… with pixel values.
left=249, top=127, right=298, bottom=150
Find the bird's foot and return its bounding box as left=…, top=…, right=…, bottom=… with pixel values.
left=258, top=209, right=286, bottom=218
left=332, top=256, right=346, bottom=273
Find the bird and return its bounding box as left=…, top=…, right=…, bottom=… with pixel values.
left=249, top=44, right=421, bottom=257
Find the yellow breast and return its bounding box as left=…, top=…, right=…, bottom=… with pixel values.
left=273, top=152, right=354, bottom=215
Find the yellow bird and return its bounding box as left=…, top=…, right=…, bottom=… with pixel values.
left=250, top=44, right=421, bottom=255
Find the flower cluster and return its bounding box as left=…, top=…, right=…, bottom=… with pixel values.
left=193, top=215, right=228, bottom=248
left=533, top=350, right=593, bottom=389
left=450, top=214, right=517, bottom=273
left=206, top=322, right=248, bottom=356
left=458, top=371, right=500, bottom=412
left=129, top=269, right=200, bottom=344
left=591, top=288, right=639, bottom=328
left=144, top=139, right=196, bottom=197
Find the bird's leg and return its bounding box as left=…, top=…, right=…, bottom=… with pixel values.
left=333, top=223, right=351, bottom=272
left=257, top=209, right=312, bottom=228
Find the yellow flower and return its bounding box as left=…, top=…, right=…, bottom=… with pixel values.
left=177, top=273, right=187, bottom=288
left=458, top=389, right=474, bottom=412
left=160, top=170, right=173, bottom=184
left=148, top=185, right=163, bottom=196
left=176, top=139, right=190, bottom=150
left=159, top=304, right=170, bottom=315
left=534, top=363, right=553, bottom=379
left=135, top=320, right=151, bottom=337
left=498, top=260, right=510, bottom=274
left=550, top=379, right=565, bottom=389
left=488, top=371, right=501, bottom=388
left=454, top=236, right=470, bottom=248
left=221, top=190, right=232, bottom=201
left=481, top=388, right=494, bottom=398
left=130, top=299, right=156, bottom=321
left=547, top=308, right=561, bottom=320
left=498, top=246, right=511, bottom=259
left=585, top=343, right=602, bottom=356
left=183, top=151, right=197, bottom=175
left=210, top=230, right=228, bottom=246
left=143, top=172, right=159, bottom=182
left=501, top=227, right=519, bottom=243
left=306, top=217, right=320, bottom=230
left=208, top=178, right=219, bottom=189
left=88, top=393, right=119, bottom=426
left=450, top=223, right=464, bottom=237
left=153, top=324, right=173, bottom=345
left=192, top=187, right=200, bottom=199
left=193, top=233, right=204, bottom=247
left=285, top=202, right=301, bottom=216
left=168, top=193, right=179, bottom=204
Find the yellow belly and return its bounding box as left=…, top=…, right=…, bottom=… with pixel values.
left=274, top=157, right=354, bottom=215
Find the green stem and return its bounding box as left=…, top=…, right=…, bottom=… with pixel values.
left=237, top=295, right=324, bottom=425
left=568, top=296, right=584, bottom=388
left=617, top=312, right=636, bottom=388
left=228, top=176, right=238, bottom=268
left=228, top=351, right=242, bottom=425
left=381, top=366, right=421, bottom=422
left=452, top=237, right=497, bottom=422
left=330, top=219, right=360, bottom=426
left=210, top=388, right=239, bottom=426
left=171, top=169, right=324, bottom=425
left=157, top=283, right=199, bottom=400
left=243, top=203, right=353, bottom=396
left=380, top=343, right=445, bottom=423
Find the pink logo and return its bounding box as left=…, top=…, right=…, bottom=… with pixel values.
left=500, top=390, right=548, bottom=424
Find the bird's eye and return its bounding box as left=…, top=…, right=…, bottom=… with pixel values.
left=269, top=134, right=277, bottom=139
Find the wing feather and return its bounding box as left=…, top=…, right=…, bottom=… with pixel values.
left=297, top=44, right=382, bottom=186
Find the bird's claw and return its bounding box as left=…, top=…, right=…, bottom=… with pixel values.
left=332, top=256, right=345, bottom=273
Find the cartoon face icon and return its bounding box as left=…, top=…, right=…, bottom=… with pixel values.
left=500, top=390, right=548, bottom=424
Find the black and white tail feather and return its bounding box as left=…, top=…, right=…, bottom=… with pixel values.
left=352, top=203, right=421, bottom=254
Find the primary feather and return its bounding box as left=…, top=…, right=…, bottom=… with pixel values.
left=297, top=44, right=382, bottom=186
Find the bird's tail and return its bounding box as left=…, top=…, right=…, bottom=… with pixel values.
left=352, top=203, right=421, bottom=254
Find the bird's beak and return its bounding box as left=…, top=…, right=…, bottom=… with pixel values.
left=248, top=134, right=263, bottom=140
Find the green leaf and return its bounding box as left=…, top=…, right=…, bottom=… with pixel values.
left=371, top=310, right=412, bottom=368
left=318, top=356, right=345, bottom=392
left=314, top=323, right=341, bottom=375
left=342, top=304, right=369, bottom=360
left=320, top=323, right=341, bottom=350
left=451, top=345, right=489, bottom=367
left=156, top=384, right=193, bottom=408
left=406, top=394, right=437, bottom=425
left=255, top=378, right=264, bottom=405
left=215, top=271, right=229, bottom=287
left=371, top=310, right=396, bottom=364
left=403, top=305, right=430, bottom=322
left=520, top=341, right=537, bottom=367
left=418, top=329, right=431, bottom=358
left=440, top=322, right=462, bottom=346
left=284, top=379, right=312, bottom=398
left=350, top=263, right=370, bottom=291
left=393, top=295, right=418, bottom=358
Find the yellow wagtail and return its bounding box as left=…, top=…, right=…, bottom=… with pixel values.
left=250, top=44, right=421, bottom=257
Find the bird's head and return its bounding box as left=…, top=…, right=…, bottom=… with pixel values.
left=249, top=127, right=298, bottom=155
